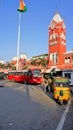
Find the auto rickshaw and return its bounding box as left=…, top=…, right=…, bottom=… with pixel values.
left=53, top=77, right=70, bottom=105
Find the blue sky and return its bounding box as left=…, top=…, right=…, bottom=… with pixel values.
left=0, top=0, right=73, bottom=62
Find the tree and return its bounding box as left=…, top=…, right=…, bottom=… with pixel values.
left=30, top=59, right=37, bottom=66
left=0, top=63, right=4, bottom=68
left=12, top=65, right=16, bottom=70
left=40, top=57, right=48, bottom=68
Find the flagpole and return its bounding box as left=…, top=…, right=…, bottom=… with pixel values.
left=16, top=13, right=21, bottom=70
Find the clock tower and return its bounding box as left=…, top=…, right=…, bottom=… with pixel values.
left=48, top=12, right=66, bottom=69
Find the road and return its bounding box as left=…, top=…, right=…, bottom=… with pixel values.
left=0, top=80, right=73, bottom=130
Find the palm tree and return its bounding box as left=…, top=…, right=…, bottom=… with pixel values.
left=23, top=65, right=28, bottom=70
left=30, top=57, right=49, bottom=69
left=0, top=63, right=4, bottom=68
left=5, top=62, right=12, bottom=69
left=12, top=65, right=16, bottom=70
left=41, top=57, right=48, bottom=68
left=30, top=59, right=37, bottom=66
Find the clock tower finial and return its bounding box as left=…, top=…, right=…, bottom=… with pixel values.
left=53, top=12, right=62, bottom=23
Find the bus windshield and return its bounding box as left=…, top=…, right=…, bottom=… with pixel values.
left=33, top=70, right=41, bottom=76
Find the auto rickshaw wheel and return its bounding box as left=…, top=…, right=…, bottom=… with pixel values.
left=60, top=100, right=63, bottom=105
left=46, top=85, right=51, bottom=92
left=64, top=100, right=68, bottom=104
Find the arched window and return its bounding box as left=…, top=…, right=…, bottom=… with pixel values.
left=52, top=54, right=54, bottom=64
left=52, top=53, right=58, bottom=64
left=56, top=53, right=58, bottom=63
left=67, top=57, right=70, bottom=63
left=65, top=58, right=67, bottom=63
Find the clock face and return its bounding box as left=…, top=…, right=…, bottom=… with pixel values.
left=50, top=22, right=55, bottom=29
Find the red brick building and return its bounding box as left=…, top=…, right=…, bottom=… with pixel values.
left=48, top=12, right=73, bottom=70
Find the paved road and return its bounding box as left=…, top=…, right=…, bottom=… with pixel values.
left=62, top=94, right=73, bottom=130
left=0, top=80, right=72, bottom=130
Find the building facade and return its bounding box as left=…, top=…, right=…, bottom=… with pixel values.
left=11, top=53, right=28, bottom=70
left=48, top=12, right=73, bottom=70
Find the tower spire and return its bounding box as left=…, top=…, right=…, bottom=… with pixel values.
left=53, top=12, right=62, bottom=23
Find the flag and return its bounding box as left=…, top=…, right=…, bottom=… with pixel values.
left=18, top=0, right=27, bottom=12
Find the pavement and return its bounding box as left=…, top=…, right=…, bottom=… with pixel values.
left=0, top=80, right=73, bottom=130
left=62, top=94, right=73, bottom=130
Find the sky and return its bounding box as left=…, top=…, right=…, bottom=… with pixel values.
left=0, top=0, right=73, bottom=62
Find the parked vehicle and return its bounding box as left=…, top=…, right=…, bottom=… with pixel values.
left=53, top=77, right=70, bottom=105
left=8, top=69, right=43, bottom=84
left=62, top=70, right=73, bottom=92
left=24, top=69, right=43, bottom=84
left=8, top=70, right=28, bottom=83
left=0, top=72, right=5, bottom=79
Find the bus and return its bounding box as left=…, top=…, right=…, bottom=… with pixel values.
left=8, top=70, right=28, bottom=83
left=24, top=69, right=43, bottom=84
left=8, top=69, right=43, bottom=84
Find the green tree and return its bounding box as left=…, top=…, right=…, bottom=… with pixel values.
left=0, top=63, right=4, bottom=68
left=12, top=65, right=16, bottom=70
left=30, top=59, right=37, bottom=66
left=41, top=57, right=48, bottom=68
left=23, top=65, right=28, bottom=70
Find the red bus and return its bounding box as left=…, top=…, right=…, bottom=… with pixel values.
left=8, top=70, right=28, bottom=83
left=8, top=69, right=43, bottom=84
left=24, top=69, right=43, bottom=84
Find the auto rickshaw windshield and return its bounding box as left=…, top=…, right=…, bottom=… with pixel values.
left=55, top=82, right=69, bottom=87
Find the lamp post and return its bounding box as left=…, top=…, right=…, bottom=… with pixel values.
left=16, top=13, right=21, bottom=70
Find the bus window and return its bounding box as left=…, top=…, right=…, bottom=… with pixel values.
left=27, top=69, right=43, bottom=84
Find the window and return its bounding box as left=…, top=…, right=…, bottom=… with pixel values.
left=65, top=58, right=67, bottom=63
left=64, top=57, right=70, bottom=63
left=52, top=53, right=58, bottom=64
left=56, top=53, right=58, bottom=63
left=64, top=73, right=71, bottom=79
left=67, top=57, right=70, bottom=63
left=52, top=54, right=54, bottom=64
left=33, top=70, right=41, bottom=76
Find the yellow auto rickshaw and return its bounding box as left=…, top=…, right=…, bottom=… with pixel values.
left=53, top=77, right=70, bottom=105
